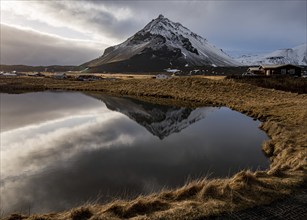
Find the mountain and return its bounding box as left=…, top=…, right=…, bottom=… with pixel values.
left=236, top=44, right=307, bottom=66
left=83, top=15, right=239, bottom=72
left=89, top=93, right=215, bottom=139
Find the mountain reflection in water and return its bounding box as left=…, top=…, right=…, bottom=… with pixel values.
left=0, top=92, right=269, bottom=215
left=88, top=93, right=216, bottom=139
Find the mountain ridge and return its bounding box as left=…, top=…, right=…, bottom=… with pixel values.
left=236, top=44, right=307, bottom=66
left=83, top=15, right=239, bottom=72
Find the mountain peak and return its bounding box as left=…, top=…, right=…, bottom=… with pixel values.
left=83, top=15, right=240, bottom=71
left=141, top=14, right=175, bottom=35
left=158, top=14, right=164, bottom=19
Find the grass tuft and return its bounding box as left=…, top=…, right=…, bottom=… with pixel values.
left=6, top=214, right=27, bottom=220
left=70, top=207, right=92, bottom=220
left=105, top=199, right=169, bottom=218
left=173, top=181, right=205, bottom=201
left=231, top=171, right=260, bottom=185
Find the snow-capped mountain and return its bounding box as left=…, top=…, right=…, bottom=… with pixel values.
left=89, top=93, right=215, bottom=139
left=237, top=44, right=307, bottom=66
left=83, top=14, right=239, bottom=72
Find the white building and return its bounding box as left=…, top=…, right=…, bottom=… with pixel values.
left=155, top=74, right=169, bottom=79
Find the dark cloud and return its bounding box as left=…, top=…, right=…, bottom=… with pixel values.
left=1, top=0, right=306, bottom=64
left=33, top=1, right=307, bottom=53
left=195, top=1, right=307, bottom=54
left=28, top=0, right=142, bottom=42
left=0, top=24, right=104, bottom=65
left=72, top=0, right=306, bottom=53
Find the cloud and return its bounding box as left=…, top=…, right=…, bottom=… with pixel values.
left=54, top=0, right=307, bottom=53
left=0, top=113, right=143, bottom=214
left=0, top=92, right=109, bottom=131
left=194, top=1, right=307, bottom=53
left=1, top=0, right=306, bottom=62
left=0, top=24, right=105, bottom=65
left=0, top=0, right=140, bottom=44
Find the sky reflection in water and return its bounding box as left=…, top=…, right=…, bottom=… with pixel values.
left=0, top=92, right=269, bottom=214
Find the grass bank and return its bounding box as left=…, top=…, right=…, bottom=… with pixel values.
left=1, top=76, right=306, bottom=220
left=226, top=75, right=307, bottom=94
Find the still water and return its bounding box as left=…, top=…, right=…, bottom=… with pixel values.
left=0, top=92, right=269, bottom=214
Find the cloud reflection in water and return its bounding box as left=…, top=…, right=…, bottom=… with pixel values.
left=0, top=92, right=269, bottom=215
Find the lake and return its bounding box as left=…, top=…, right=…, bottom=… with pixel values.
left=0, top=91, right=269, bottom=215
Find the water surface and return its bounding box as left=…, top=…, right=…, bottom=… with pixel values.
left=0, top=92, right=269, bottom=214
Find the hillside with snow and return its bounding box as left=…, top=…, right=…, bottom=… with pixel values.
left=236, top=44, right=307, bottom=66
left=83, top=15, right=239, bottom=72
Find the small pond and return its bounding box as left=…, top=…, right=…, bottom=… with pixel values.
left=0, top=92, right=269, bottom=214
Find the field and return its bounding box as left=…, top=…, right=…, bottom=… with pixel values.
left=227, top=75, right=307, bottom=94
left=1, top=75, right=306, bottom=220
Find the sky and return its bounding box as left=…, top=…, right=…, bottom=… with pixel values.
left=0, top=0, right=306, bottom=66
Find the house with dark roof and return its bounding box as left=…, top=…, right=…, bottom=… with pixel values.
left=259, top=64, right=302, bottom=76
left=247, top=64, right=302, bottom=76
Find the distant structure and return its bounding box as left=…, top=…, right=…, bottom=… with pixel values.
left=77, top=75, right=101, bottom=81
left=155, top=74, right=169, bottom=79
left=33, top=72, right=45, bottom=77
left=53, top=72, right=67, bottom=79
left=247, top=67, right=263, bottom=75
left=247, top=64, right=302, bottom=76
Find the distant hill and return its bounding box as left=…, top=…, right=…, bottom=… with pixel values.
left=82, top=14, right=239, bottom=72
left=0, top=65, right=79, bottom=72
left=236, top=44, right=307, bottom=66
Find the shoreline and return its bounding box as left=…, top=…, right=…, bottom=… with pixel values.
left=1, top=76, right=306, bottom=219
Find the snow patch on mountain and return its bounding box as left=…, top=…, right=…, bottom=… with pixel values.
left=237, top=44, right=307, bottom=65
left=134, top=14, right=239, bottom=66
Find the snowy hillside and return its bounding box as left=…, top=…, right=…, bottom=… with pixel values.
left=237, top=44, right=307, bottom=66
left=83, top=15, right=239, bottom=72
left=89, top=94, right=215, bottom=139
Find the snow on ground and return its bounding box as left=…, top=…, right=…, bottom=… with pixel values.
left=165, top=68, right=180, bottom=73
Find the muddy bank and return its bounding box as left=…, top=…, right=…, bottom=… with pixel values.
left=1, top=76, right=306, bottom=219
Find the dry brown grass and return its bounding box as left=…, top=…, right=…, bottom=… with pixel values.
left=1, top=76, right=306, bottom=219
left=227, top=75, right=307, bottom=94
left=196, top=75, right=226, bottom=80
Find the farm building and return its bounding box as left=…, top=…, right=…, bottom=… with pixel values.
left=247, top=64, right=302, bottom=76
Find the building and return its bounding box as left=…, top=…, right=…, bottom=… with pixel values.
left=33, top=72, right=45, bottom=77
left=1, top=72, right=17, bottom=76
left=53, top=73, right=67, bottom=79
left=247, top=64, right=302, bottom=76
left=259, top=64, right=302, bottom=76
left=77, top=75, right=101, bottom=81
left=247, top=67, right=263, bottom=75
left=155, top=74, right=169, bottom=79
